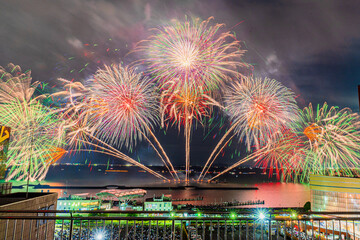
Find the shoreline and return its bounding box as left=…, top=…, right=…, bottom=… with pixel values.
left=12, top=184, right=259, bottom=191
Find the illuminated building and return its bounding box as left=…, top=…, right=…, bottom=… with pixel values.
left=57, top=195, right=100, bottom=211
left=310, top=175, right=360, bottom=212
left=144, top=194, right=172, bottom=211
left=96, top=189, right=146, bottom=210
left=95, top=189, right=146, bottom=202
left=310, top=175, right=360, bottom=238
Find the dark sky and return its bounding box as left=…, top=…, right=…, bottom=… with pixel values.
left=1, top=0, right=360, bottom=166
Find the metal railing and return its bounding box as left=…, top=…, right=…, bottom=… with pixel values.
left=1, top=210, right=360, bottom=239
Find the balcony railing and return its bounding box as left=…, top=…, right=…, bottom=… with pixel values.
left=1, top=210, right=360, bottom=239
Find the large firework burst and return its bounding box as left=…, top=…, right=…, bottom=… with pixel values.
left=0, top=100, right=65, bottom=181
left=225, top=76, right=299, bottom=150
left=86, top=64, right=158, bottom=149
left=135, top=16, right=247, bottom=91
left=57, top=65, right=173, bottom=180
left=210, top=103, right=360, bottom=182
left=199, top=76, right=299, bottom=180
left=0, top=63, right=65, bottom=181
left=292, top=103, right=360, bottom=181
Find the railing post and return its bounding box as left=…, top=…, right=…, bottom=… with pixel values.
left=217, top=220, right=220, bottom=240
left=147, top=220, right=151, bottom=240
left=12, top=219, right=17, bottom=240
left=224, top=219, right=227, bottom=240
left=69, top=219, right=74, bottom=240
left=268, top=219, right=271, bottom=239
left=172, top=219, right=175, bottom=240
left=125, top=220, right=129, bottom=240
left=4, top=219, right=9, bottom=240
left=246, top=221, right=249, bottom=240
left=141, top=220, right=144, bottom=239
left=202, top=220, right=206, bottom=239
left=88, top=220, right=91, bottom=240
left=20, top=219, right=25, bottom=240
left=180, top=220, right=183, bottom=240
left=156, top=220, right=159, bottom=240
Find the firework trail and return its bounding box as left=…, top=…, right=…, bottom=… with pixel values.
left=59, top=103, right=168, bottom=181
left=135, top=16, right=247, bottom=91
left=57, top=65, right=172, bottom=181
left=209, top=103, right=360, bottom=182
left=208, top=129, right=304, bottom=182
left=161, top=84, right=221, bottom=181
left=199, top=76, right=299, bottom=180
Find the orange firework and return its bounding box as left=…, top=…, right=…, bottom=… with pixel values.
left=303, top=123, right=322, bottom=142
left=44, top=147, right=67, bottom=164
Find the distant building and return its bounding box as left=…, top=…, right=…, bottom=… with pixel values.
left=57, top=195, right=100, bottom=211
left=144, top=194, right=172, bottom=211
left=0, top=192, right=58, bottom=239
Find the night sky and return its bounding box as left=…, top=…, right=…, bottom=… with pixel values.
left=1, top=0, right=360, bottom=166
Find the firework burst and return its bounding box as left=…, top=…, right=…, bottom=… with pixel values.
left=292, top=103, right=360, bottom=181
left=135, top=16, right=247, bottom=91
left=161, top=85, right=219, bottom=129
left=199, top=76, right=299, bottom=180
left=0, top=100, right=65, bottom=181
left=253, top=129, right=305, bottom=180
left=210, top=103, right=360, bottom=182
left=0, top=63, right=45, bottom=104
left=87, top=64, right=158, bottom=149
left=57, top=65, right=173, bottom=180
left=225, top=76, right=299, bottom=150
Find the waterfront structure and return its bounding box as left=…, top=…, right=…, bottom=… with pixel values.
left=57, top=195, right=100, bottom=211
left=0, top=192, right=57, bottom=239
left=95, top=189, right=146, bottom=203
left=144, top=194, right=173, bottom=211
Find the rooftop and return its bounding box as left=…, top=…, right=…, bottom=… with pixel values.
left=0, top=192, right=54, bottom=206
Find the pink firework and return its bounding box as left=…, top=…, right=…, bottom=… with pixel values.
left=135, top=17, right=247, bottom=91
left=87, top=64, right=158, bottom=149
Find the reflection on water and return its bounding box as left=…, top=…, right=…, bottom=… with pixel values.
left=9, top=165, right=310, bottom=208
